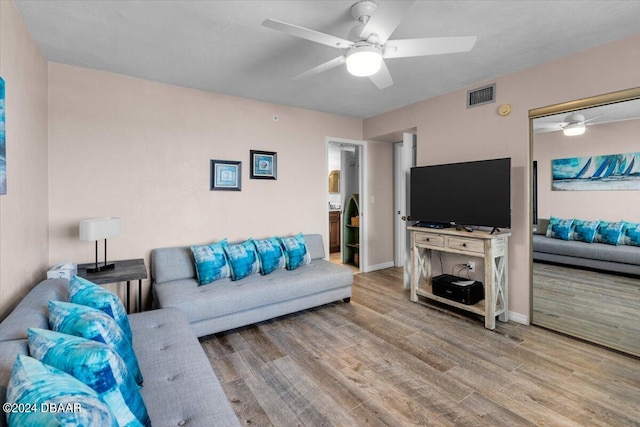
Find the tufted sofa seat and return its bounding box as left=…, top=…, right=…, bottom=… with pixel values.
left=0, top=278, right=240, bottom=427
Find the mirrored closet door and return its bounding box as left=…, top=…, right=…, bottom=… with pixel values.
left=529, top=88, right=640, bottom=357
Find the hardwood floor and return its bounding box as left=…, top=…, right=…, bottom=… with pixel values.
left=201, top=267, right=640, bottom=426
left=533, top=262, right=640, bottom=357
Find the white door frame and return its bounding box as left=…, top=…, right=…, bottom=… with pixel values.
left=326, top=137, right=368, bottom=272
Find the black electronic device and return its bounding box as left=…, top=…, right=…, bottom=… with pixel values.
left=432, top=274, right=484, bottom=305
left=415, top=221, right=451, bottom=229
left=410, top=158, right=511, bottom=231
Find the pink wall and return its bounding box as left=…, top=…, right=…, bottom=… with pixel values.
left=366, top=140, right=394, bottom=268
left=364, top=33, right=640, bottom=322
left=48, top=64, right=362, bottom=307
left=0, top=1, right=49, bottom=319
left=535, top=119, right=640, bottom=222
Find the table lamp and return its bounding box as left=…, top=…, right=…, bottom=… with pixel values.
left=79, top=217, right=121, bottom=273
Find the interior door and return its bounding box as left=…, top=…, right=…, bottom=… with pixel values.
left=395, top=133, right=416, bottom=288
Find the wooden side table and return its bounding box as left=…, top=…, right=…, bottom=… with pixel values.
left=77, top=259, right=148, bottom=313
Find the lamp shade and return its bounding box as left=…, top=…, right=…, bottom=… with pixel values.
left=79, top=217, right=121, bottom=241
left=563, top=123, right=586, bottom=136
left=346, top=45, right=382, bottom=77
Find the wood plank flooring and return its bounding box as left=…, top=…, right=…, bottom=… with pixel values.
left=201, top=267, right=640, bottom=426
left=533, top=262, right=640, bottom=357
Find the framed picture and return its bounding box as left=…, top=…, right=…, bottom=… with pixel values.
left=210, top=160, right=241, bottom=191
left=250, top=150, right=277, bottom=180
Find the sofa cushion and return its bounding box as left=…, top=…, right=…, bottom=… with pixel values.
left=253, top=237, right=286, bottom=275
left=151, top=246, right=196, bottom=284
left=546, top=216, right=574, bottom=241
left=6, top=355, right=117, bottom=427
left=571, top=219, right=600, bottom=243
left=279, top=233, right=312, bottom=270
left=128, top=308, right=241, bottom=427
left=623, top=221, right=640, bottom=247
left=48, top=301, right=143, bottom=385
left=28, top=328, right=149, bottom=427
left=532, top=234, right=640, bottom=265
left=69, top=275, right=133, bottom=342
left=0, top=339, right=28, bottom=423
left=595, top=221, right=625, bottom=245
left=154, top=259, right=352, bottom=325
left=0, top=278, right=68, bottom=342
left=224, top=239, right=260, bottom=281
left=190, top=240, right=230, bottom=285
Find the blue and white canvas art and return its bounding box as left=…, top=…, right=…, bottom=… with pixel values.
left=552, top=152, right=640, bottom=191
left=0, top=77, right=5, bottom=195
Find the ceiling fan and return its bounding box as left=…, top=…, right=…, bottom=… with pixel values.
left=262, top=0, right=477, bottom=89
left=535, top=112, right=603, bottom=136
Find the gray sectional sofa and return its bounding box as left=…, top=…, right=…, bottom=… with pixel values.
left=0, top=278, right=241, bottom=427
left=151, top=234, right=353, bottom=337
left=533, top=219, right=640, bottom=276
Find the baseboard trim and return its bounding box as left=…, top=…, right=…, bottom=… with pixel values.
left=365, top=261, right=395, bottom=273
left=508, top=311, right=529, bottom=325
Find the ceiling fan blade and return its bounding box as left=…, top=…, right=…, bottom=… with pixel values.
left=262, top=19, right=353, bottom=49
left=583, top=114, right=604, bottom=124
left=360, top=1, right=414, bottom=44
left=368, top=60, right=393, bottom=89
left=533, top=126, right=564, bottom=134
left=383, top=36, right=477, bottom=59
left=293, top=56, right=346, bottom=80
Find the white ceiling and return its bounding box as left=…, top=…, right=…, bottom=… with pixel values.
left=13, top=0, right=640, bottom=118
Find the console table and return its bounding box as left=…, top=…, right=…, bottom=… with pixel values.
left=408, top=226, right=510, bottom=329
left=77, top=258, right=148, bottom=314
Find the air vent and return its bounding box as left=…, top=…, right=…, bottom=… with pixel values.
left=467, top=83, right=496, bottom=108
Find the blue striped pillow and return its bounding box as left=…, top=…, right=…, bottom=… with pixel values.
left=279, top=233, right=312, bottom=271
left=48, top=301, right=143, bottom=385
left=595, top=221, right=624, bottom=246
left=253, top=237, right=286, bottom=275
left=622, top=221, right=640, bottom=246
left=28, top=328, right=149, bottom=427
left=224, top=239, right=260, bottom=281
left=69, top=275, right=133, bottom=342
left=6, top=355, right=117, bottom=427
left=190, top=239, right=230, bottom=285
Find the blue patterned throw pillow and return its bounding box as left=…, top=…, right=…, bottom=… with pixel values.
left=28, top=328, right=150, bottom=427
left=48, top=300, right=143, bottom=385
left=595, top=221, right=625, bottom=246
left=571, top=219, right=600, bottom=243
left=6, top=355, right=117, bottom=427
left=279, top=233, right=312, bottom=271
left=190, top=239, right=230, bottom=285
left=224, top=239, right=260, bottom=281
left=69, top=275, right=133, bottom=343
left=545, top=216, right=574, bottom=241
left=622, top=221, right=640, bottom=246
left=253, top=237, right=286, bottom=275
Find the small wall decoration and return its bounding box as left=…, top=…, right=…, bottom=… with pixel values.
left=552, top=151, right=640, bottom=191
left=0, top=77, right=5, bottom=195
left=210, top=159, right=241, bottom=191
left=250, top=150, right=277, bottom=180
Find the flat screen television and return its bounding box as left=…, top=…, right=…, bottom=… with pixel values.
left=410, top=157, right=511, bottom=229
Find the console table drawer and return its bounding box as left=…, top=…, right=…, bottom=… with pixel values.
left=448, top=237, right=485, bottom=254
left=414, top=233, right=445, bottom=248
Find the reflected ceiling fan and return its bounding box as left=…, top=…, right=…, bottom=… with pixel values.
left=535, top=112, right=604, bottom=136
left=262, top=0, right=477, bottom=89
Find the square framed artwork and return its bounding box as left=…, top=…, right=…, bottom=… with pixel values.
left=210, top=160, right=241, bottom=191
left=250, top=150, right=277, bottom=180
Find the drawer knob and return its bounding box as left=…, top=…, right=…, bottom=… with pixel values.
left=426, top=238, right=430, bottom=242
left=462, top=243, right=467, bottom=247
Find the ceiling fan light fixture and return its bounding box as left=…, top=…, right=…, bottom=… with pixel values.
left=346, top=45, right=382, bottom=77
left=563, top=122, right=586, bottom=136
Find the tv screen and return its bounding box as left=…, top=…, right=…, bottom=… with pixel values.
left=410, top=158, right=511, bottom=229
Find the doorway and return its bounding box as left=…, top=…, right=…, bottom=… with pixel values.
left=394, top=133, right=416, bottom=288
left=326, top=137, right=367, bottom=273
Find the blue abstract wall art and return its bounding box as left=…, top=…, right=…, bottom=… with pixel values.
left=552, top=151, right=640, bottom=191
left=0, top=77, right=5, bottom=195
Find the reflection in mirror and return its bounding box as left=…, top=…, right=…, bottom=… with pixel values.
left=530, top=89, right=640, bottom=357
